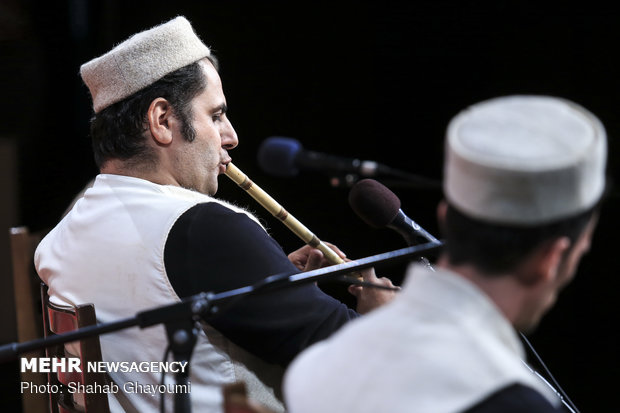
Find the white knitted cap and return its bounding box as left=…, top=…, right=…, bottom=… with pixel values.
left=80, top=16, right=211, bottom=113
left=444, top=95, right=607, bottom=225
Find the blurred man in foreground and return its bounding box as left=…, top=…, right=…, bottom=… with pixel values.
left=284, top=95, right=606, bottom=412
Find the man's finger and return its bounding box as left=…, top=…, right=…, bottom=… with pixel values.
left=324, top=242, right=347, bottom=259
left=304, top=250, right=324, bottom=271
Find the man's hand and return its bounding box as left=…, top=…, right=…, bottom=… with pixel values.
left=288, top=242, right=346, bottom=272
left=348, top=267, right=398, bottom=314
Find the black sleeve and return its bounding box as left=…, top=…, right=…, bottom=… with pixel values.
left=164, top=202, right=359, bottom=366
left=464, top=384, right=568, bottom=413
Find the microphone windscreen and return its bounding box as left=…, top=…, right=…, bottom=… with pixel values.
left=348, top=179, right=401, bottom=228
left=257, top=137, right=302, bottom=177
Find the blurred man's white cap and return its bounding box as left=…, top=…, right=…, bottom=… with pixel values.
left=444, top=95, right=607, bottom=225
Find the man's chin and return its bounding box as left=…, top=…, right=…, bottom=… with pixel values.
left=517, top=320, right=540, bottom=335
left=206, top=182, right=218, bottom=196
left=515, top=309, right=547, bottom=334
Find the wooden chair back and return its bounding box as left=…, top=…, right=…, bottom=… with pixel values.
left=41, top=283, right=110, bottom=413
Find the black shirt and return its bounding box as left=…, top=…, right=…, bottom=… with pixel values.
left=164, top=202, right=358, bottom=366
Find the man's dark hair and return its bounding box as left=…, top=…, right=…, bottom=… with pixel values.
left=89, top=56, right=218, bottom=169
left=441, top=203, right=598, bottom=275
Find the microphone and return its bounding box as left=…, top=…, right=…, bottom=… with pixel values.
left=257, top=136, right=394, bottom=178
left=348, top=179, right=439, bottom=246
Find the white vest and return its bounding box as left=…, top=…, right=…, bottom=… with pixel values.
left=35, top=174, right=285, bottom=413
left=284, top=264, right=562, bottom=413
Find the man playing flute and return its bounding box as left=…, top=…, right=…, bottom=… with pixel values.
left=35, top=16, right=396, bottom=413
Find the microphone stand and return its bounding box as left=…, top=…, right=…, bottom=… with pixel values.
left=0, top=241, right=442, bottom=412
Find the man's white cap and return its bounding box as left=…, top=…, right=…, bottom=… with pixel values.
left=444, top=95, right=607, bottom=225
left=80, top=16, right=211, bottom=113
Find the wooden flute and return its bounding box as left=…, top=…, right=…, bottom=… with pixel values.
left=224, top=162, right=345, bottom=265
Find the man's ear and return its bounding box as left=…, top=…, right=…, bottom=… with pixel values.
left=519, top=237, right=571, bottom=286
left=147, top=98, right=173, bottom=145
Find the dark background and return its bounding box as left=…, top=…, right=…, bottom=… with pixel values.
left=2, top=0, right=618, bottom=411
